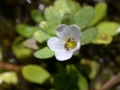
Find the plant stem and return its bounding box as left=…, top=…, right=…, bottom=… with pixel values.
left=100, top=72, right=120, bottom=90
left=0, top=61, right=22, bottom=72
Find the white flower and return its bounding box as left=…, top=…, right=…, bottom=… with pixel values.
left=26, top=0, right=31, bottom=4
left=47, top=24, right=82, bottom=61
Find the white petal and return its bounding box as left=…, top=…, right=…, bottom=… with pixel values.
left=56, top=24, right=69, bottom=40
left=55, top=51, right=73, bottom=61
left=75, top=41, right=81, bottom=51
left=68, top=24, right=81, bottom=40
left=47, top=37, right=65, bottom=52
left=26, top=0, right=31, bottom=3
left=56, top=24, right=81, bottom=41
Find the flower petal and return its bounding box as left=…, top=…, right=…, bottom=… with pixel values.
left=55, top=51, right=73, bottom=61
left=68, top=24, right=81, bottom=40
left=47, top=37, right=65, bottom=52
left=75, top=41, right=81, bottom=51
left=56, top=24, right=81, bottom=41
left=56, top=24, right=69, bottom=40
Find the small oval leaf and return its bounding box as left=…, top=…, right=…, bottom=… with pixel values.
left=12, top=37, right=32, bottom=58
left=81, top=27, right=98, bottom=45
left=97, top=21, right=120, bottom=36
left=92, top=21, right=120, bottom=44
left=22, top=65, right=50, bottom=84
left=74, top=6, right=94, bottom=30
left=54, top=0, right=81, bottom=17
left=34, top=47, right=54, bottom=59
left=31, top=10, right=44, bottom=23
left=61, top=13, right=75, bottom=25
left=44, top=6, right=61, bottom=25
left=16, top=24, right=39, bottom=38
left=89, top=2, right=107, bottom=26
left=78, top=72, right=89, bottom=90
left=39, top=21, right=56, bottom=35
left=92, top=33, right=113, bottom=44
left=34, top=30, right=51, bottom=43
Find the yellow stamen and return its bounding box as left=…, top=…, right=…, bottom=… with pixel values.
left=65, top=38, right=77, bottom=50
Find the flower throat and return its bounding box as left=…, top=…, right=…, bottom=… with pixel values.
left=65, top=38, right=77, bottom=51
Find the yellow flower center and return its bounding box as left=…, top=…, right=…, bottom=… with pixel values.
left=65, top=38, right=77, bottom=51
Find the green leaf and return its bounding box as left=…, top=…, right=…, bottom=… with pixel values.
left=31, top=10, right=44, bottom=23
left=80, top=59, right=100, bottom=79
left=74, top=6, right=94, bottom=30
left=34, top=47, right=54, bottom=59
left=97, top=21, right=120, bottom=36
left=44, top=6, right=61, bottom=25
left=0, top=72, right=18, bottom=84
left=54, top=0, right=81, bottom=17
left=12, top=37, right=32, bottom=58
left=89, top=2, right=107, bottom=26
left=89, top=61, right=100, bottom=79
left=92, top=21, right=120, bottom=44
left=39, top=21, right=56, bottom=35
left=77, top=72, right=89, bottom=90
left=66, top=1, right=81, bottom=16
left=53, top=65, right=67, bottom=90
left=61, top=13, right=75, bottom=25
left=34, top=30, right=51, bottom=43
left=92, top=33, right=113, bottom=44
left=66, top=65, right=88, bottom=90
left=81, top=27, right=98, bottom=45
left=56, top=63, right=66, bottom=76
left=22, top=65, right=50, bottom=84
left=16, top=24, right=39, bottom=38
